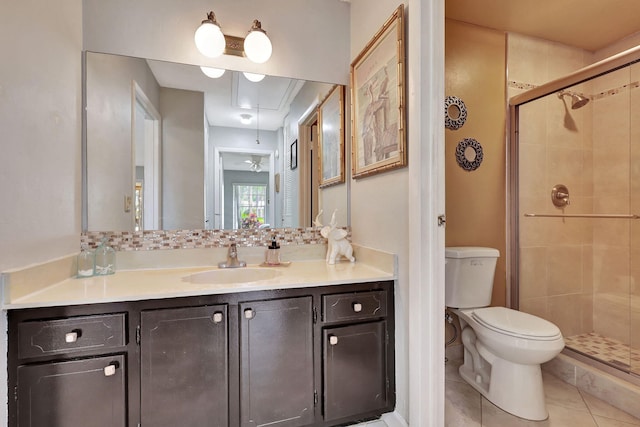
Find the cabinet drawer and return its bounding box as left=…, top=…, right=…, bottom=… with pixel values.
left=18, top=313, right=126, bottom=359
left=323, top=290, right=387, bottom=323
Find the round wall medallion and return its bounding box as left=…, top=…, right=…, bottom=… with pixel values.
left=455, top=138, right=483, bottom=171
left=445, top=96, right=468, bottom=130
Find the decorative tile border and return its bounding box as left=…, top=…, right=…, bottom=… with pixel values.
left=508, top=80, right=538, bottom=91
left=509, top=79, right=640, bottom=102
left=81, top=227, right=350, bottom=251
left=591, top=80, right=640, bottom=100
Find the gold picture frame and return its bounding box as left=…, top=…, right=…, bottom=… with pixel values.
left=318, top=84, right=345, bottom=187
left=350, top=4, right=406, bottom=179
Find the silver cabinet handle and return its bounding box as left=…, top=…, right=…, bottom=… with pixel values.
left=329, top=335, right=339, bottom=346
left=212, top=312, right=223, bottom=323
left=65, top=332, right=78, bottom=343
left=104, top=364, right=116, bottom=377
left=244, top=308, right=254, bottom=319
left=352, top=302, right=363, bottom=313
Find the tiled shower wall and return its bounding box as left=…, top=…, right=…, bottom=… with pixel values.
left=511, top=32, right=640, bottom=373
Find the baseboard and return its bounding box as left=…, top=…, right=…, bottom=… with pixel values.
left=381, top=411, right=409, bottom=427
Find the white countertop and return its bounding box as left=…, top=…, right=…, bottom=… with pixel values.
left=2, top=246, right=395, bottom=309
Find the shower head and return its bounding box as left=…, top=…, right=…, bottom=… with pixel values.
left=558, top=91, right=590, bottom=109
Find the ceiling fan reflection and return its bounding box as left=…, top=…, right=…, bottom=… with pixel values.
left=244, top=155, right=264, bottom=172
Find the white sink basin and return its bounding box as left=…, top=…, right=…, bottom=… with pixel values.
left=186, top=268, right=279, bottom=284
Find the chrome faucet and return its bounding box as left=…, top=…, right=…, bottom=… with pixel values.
left=218, top=243, right=246, bottom=268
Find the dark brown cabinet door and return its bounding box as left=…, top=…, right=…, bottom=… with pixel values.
left=240, top=297, right=314, bottom=427
left=141, top=305, right=228, bottom=427
left=323, top=320, right=388, bottom=421
left=17, top=355, right=126, bottom=427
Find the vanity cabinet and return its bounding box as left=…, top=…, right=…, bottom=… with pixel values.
left=239, top=297, right=314, bottom=427
left=8, top=281, right=394, bottom=427
left=140, top=305, right=229, bottom=427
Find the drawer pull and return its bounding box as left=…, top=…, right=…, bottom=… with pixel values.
left=244, top=309, right=254, bottom=319
left=329, top=335, right=339, bottom=346
left=65, top=331, right=79, bottom=343
left=212, top=312, right=223, bottom=324
left=104, top=364, right=117, bottom=377
left=352, top=302, right=363, bottom=313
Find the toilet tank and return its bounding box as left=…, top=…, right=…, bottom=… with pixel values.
left=445, top=247, right=500, bottom=308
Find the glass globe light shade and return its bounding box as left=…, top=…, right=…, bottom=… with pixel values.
left=200, top=66, right=226, bottom=78
left=240, top=114, right=253, bottom=125
left=244, top=21, right=272, bottom=64
left=243, top=72, right=266, bottom=83
left=194, top=21, right=225, bottom=58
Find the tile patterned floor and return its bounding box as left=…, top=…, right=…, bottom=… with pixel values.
left=565, top=332, right=640, bottom=371
left=446, top=356, right=640, bottom=426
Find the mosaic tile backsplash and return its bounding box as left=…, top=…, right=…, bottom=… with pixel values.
left=81, top=227, right=349, bottom=251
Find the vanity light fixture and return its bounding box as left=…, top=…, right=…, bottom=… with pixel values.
left=243, top=72, right=265, bottom=82
left=195, top=12, right=272, bottom=64
left=240, top=114, right=253, bottom=125
left=200, top=66, right=226, bottom=78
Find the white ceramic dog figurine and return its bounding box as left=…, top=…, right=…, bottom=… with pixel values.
left=314, top=210, right=355, bottom=265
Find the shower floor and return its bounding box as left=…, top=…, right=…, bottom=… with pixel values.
left=565, top=332, right=640, bottom=371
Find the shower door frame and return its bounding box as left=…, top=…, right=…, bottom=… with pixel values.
left=507, top=44, right=640, bottom=309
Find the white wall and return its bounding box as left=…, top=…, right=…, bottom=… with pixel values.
left=0, top=0, right=83, bottom=423
left=82, top=0, right=351, bottom=85
left=0, top=0, right=82, bottom=271
left=348, top=1, right=410, bottom=421
left=161, top=88, right=206, bottom=229
left=86, top=52, right=161, bottom=230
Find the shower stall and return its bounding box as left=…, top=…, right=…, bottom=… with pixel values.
left=509, top=46, right=640, bottom=378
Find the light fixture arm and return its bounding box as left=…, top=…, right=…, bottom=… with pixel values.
left=249, top=19, right=266, bottom=35
left=256, top=104, right=260, bottom=144
left=203, top=11, right=220, bottom=27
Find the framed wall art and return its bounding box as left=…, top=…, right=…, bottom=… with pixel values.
left=351, top=4, right=406, bottom=179
left=290, top=139, right=298, bottom=170
left=318, top=84, right=345, bottom=187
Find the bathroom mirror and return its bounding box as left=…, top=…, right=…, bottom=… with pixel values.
left=83, top=51, right=347, bottom=232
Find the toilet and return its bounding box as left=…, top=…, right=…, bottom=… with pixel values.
left=445, top=247, right=564, bottom=421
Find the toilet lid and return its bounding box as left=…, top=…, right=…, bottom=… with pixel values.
left=472, top=307, right=562, bottom=340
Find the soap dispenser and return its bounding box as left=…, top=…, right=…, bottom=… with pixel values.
left=77, top=245, right=95, bottom=278
left=266, top=235, right=281, bottom=265
left=94, top=238, right=116, bottom=275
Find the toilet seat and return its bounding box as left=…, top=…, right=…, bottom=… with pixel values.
left=471, top=307, right=562, bottom=341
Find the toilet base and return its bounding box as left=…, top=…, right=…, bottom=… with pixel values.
left=459, top=355, right=548, bottom=421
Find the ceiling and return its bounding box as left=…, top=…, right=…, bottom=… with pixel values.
left=445, top=0, right=640, bottom=52
left=146, top=59, right=304, bottom=131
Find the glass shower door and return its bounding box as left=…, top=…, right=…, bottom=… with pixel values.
left=516, top=65, right=636, bottom=373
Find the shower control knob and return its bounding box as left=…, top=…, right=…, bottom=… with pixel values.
left=551, top=184, right=570, bottom=208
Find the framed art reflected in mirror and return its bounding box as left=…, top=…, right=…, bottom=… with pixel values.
left=290, top=140, right=298, bottom=170
left=318, top=85, right=345, bottom=187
